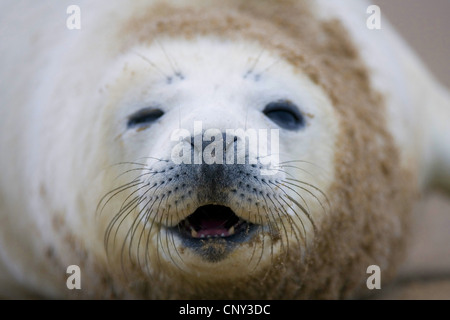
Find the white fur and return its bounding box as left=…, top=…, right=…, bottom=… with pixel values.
left=0, top=2, right=338, bottom=296
left=315, top=0, right=450, bottom=190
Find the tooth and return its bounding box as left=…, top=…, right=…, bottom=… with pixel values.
left=221, top=233, right=225, bottom=237
left=228, top=226, right=235, bottom=235
left=201, top=235, right=205, bottom=238
left=191, top=228, right=198, bottom=238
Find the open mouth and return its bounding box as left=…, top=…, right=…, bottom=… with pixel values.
left=175, top=205, right=254, bottom=240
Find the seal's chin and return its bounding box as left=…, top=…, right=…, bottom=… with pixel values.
left=173, top=205, right=256, bottom=241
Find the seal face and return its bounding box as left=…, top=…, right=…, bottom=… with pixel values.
left=99, top=38, right=337, bottom=279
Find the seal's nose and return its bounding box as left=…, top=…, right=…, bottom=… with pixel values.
left=190, top=131, right=226, bottom=153
left=190, top=131, right=240, bottom=165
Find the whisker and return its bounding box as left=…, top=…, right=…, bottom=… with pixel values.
left=278, top=194, right=306, bottom=246
left=111, top=194, right=148, bottom=252
left=168, top=203, right=186, bottom=270
left=253, top=178, right=281, bottom=279
left=271, top=180, right=308, bottom=246
left=279, top=160, right=331, bottom=176
left=285, top=194, right=317, bottom=233
left=96, top=180, right=144, bottom=218
left=127, top=185, right=162, bottom=266
left=112, top=167, right=155, bottom=183
left=249, top=205, right=266, bottom=273
left=152, top=194, right=167, bottom=273
left=283, top=179, right=330, bottom=214
left=270, top=179, right=312, bottom=218
left=104, top=195, right=138, bottom=251
left=257, top=58, right=281, bottom=77
left=260, top=204, right=278, bottom=282
left=263, top=182, right=290, bottom=261
left=155, top=38, right=184, bottom=79
left=137, top=197, right=160, bottom=276
left=243, top=46, right=266, bottom=79
left=162, top=201, right=186, bottom=273
left=274, top=165, right=330, bottom=211
left=133, top=50, right=171, bottom=80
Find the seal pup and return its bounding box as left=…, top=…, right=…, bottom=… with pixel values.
left=0, top=0, right=449, bottom=299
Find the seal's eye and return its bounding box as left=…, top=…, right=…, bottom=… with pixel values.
left=263, top=100, right=305, bottom=130
left=127, top=108, right=164, bottom=129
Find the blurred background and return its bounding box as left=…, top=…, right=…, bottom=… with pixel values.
left=374, top=0, right=450, bottom=299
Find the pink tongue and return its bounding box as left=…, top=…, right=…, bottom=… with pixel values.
left=197, top=219, right=229, bottom=237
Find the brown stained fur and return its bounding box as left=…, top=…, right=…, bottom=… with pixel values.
left=86, top=0, right=417, bottom=299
